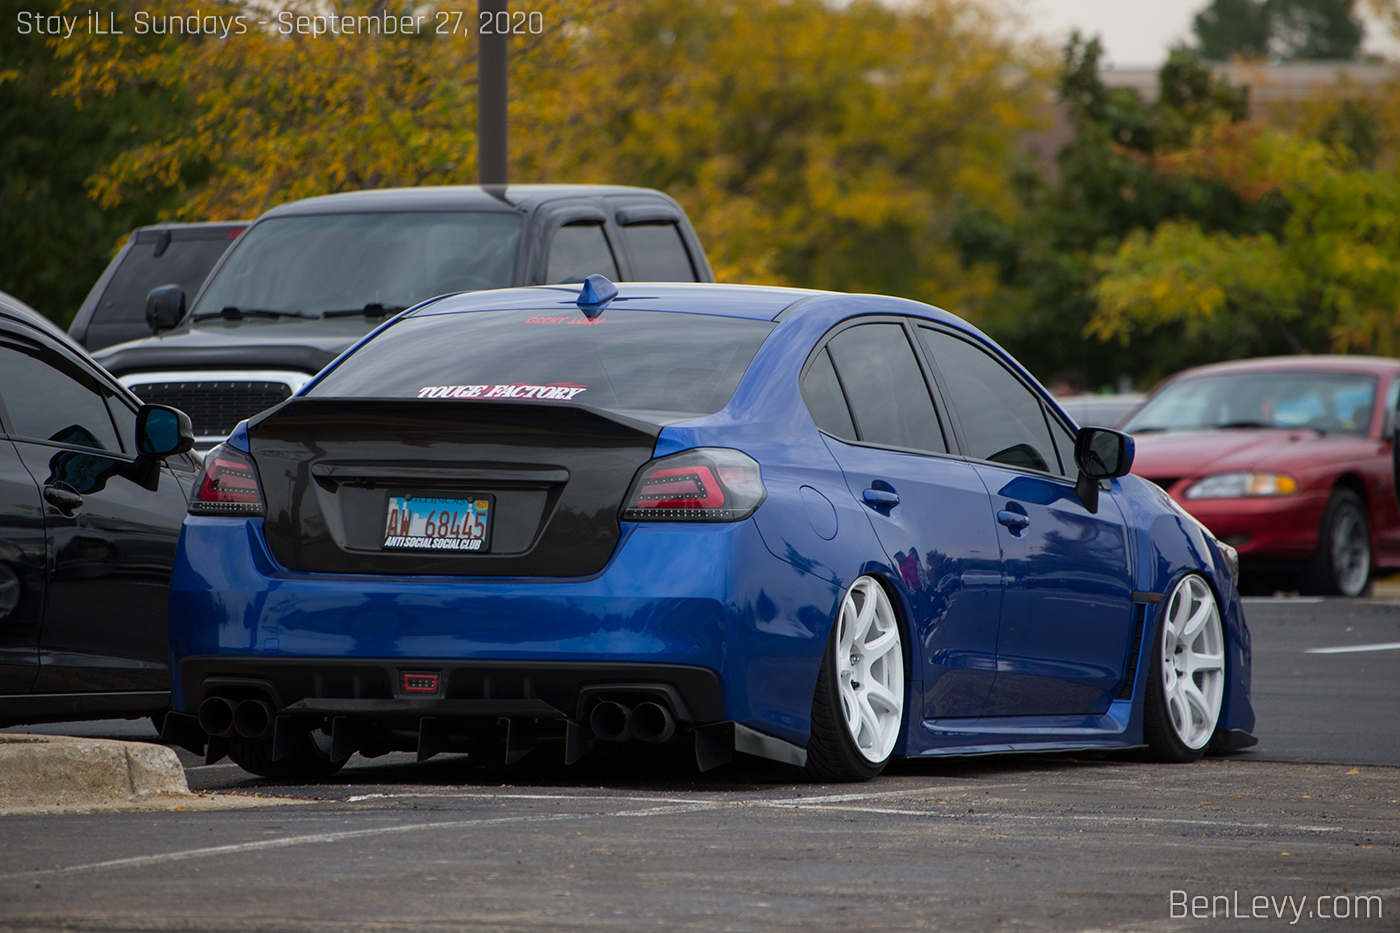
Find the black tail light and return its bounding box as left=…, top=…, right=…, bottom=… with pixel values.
left=189, top=444, right=265, bottom=516
left=621, top=448, right=765, bottom=522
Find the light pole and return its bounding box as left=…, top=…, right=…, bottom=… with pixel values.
left=477, top=0, right=509, bottom=187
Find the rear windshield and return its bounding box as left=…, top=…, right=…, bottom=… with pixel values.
left=97, top=236, right=235, bottom=323
left=1124, top=371, right=1378, bottom=436
left=308, top=309, right=775, bottom=419
left=192, top=212, right=520, bottom=319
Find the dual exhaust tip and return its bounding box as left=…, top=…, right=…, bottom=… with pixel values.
left=198, top=696, right=275, bottom=740
left=588, top=700, right=676, bottom=744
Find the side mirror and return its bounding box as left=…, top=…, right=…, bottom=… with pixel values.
left=1384, top=407, right=1397, bottom=440
left=1073, top=427, right=1135, bottom=513
left=136, top=404, right=195, bottom=458
left=145, top=284, right=186, bottom=333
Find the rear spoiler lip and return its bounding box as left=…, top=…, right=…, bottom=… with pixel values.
left=247, top=396, right=666, bottom=440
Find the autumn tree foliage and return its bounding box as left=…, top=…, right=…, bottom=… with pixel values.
left=50, top=0, right=1047, bottom=310
left=1091, top=123, right=1400, bottom=358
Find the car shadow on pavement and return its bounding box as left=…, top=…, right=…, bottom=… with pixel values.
left=186, top=741, right=1217, bottom=797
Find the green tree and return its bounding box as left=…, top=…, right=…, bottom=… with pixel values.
left=1270, top=0, right=1365, bottom=59
left=953, top=38, right=1279, bottom=388
left=0, top=0, right=180, bottom=323
left=1192, top=0, right=1364, bottom=61
left=1194, top=0, right=1271, bottom=59
left=1091, top=127, right=1400, bottom=356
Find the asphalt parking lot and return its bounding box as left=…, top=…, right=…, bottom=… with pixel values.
left=1, top=595, right=1397, bottom=932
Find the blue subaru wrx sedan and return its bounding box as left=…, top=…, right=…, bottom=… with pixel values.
left=163, top=279, right=1255, bottom=781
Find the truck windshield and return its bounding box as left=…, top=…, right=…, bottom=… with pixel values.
left=1124, top=372, right=1377, bottom=436
left=308, top=308, right=775, bottom=419
left=191, top=212, right=520, bottom=319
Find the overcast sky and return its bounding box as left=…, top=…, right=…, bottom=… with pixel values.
left=1023, top=0, right=1400, bottom=67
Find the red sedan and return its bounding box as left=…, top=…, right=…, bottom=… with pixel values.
left=1121, top=356, right=1400, bottom=596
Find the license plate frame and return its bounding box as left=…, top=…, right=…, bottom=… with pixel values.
left=383, top=493, right=494, bottom=553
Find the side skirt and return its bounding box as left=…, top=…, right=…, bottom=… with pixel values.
left=914, top=700, right=1139, bottom=756
left=0, top=691, right=168, bottom=727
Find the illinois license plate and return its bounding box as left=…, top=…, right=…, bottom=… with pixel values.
left=383, top=495, right=492, bottom=552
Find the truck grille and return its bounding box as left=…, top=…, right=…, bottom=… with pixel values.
left=130, top=381, right=293, bottom=438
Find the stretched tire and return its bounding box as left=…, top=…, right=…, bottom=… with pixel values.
left=803, top=576, right=905, bottom=782
left=1141, top=574, right=1226, bottom=763
left=228, top=727, right=346, bottom=781
left=1304, top=488, right=1372, bottom=597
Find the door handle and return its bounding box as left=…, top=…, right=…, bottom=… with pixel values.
left=43, top=484, right=84, bottom=514
left=997, top=509, right=1030, bottom=530
left=863, top=488, right=900, bottom=508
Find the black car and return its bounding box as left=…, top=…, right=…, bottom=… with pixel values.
left=69, top=221, right=249, bottom=352
left=0, top=291, right=196, bottom=727
left=94, top=185, right=714, bottom=447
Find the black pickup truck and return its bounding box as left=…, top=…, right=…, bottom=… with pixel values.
left=93, top=185, right=713, bottom=446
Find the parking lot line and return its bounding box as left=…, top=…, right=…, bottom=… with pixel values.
left=0, top=803, right=717, bottom=881
left=1305, top=641, right=1400, bottom=654
left=7, top=777, right=1370, bottom=885
left=764, top=802, right=1348, bottom=834
left=0, top=783, right=1132, bottom=882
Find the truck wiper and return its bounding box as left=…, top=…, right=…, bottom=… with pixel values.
left=320, top=303, right=408, bottom=318
left=192, top=307, right=314, bottom=321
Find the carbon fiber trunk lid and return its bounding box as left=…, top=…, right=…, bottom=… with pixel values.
left=248, top=398, right=660, bottom=576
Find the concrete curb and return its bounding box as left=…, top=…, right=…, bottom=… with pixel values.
left=0, top=734, right=296, bottom=814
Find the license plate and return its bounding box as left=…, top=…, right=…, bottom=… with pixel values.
left=383, top=495, right=492, bottom=552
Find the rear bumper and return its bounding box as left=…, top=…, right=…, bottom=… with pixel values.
left=176, top=656, right=724, bottom=724
left=169, top=515, right=840, bottom=749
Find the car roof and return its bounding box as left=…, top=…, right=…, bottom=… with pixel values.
left=1166, top=355, right=1400, bottom=382
left=0, top=290, right=73, bottom=343
left=260, top=185, right=685, bottom=218
left=129, top=221, right=251, bottom=233
left=407, top=282, right=832, bottom=322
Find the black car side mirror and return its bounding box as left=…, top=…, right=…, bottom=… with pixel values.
left=146, top=284, right=186, bottom=333
left=1073, top=427, right=1135, bottom=514
left=136, top=404, right=195, bottom=458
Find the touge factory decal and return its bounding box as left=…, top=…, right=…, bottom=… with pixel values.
left=416, top=383, right=588, bottom=400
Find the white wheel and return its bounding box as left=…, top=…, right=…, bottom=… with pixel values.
left=1156, top=574, right=1225, bottom=753
left=833, top=576, right=904, bottom=764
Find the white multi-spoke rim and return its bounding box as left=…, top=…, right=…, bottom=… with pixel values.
left=1159, top=575, right=1225, bottom=750
left=1330, top=504, right=1370, bottom=596
left=835, top=577, right=904, bottom=763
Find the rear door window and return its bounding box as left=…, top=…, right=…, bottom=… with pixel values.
left=620, top=223, right=697, bottom=281
left=546, top=223, right=620, bottom=284
left=918, top=327, right=1062, bottom=475
left=824, top=324, right=946, bottom=453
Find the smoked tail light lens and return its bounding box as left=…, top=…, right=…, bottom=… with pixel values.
left=621, top=448, right=766, bottom=522
left=189, top=444, right=265, bottom=516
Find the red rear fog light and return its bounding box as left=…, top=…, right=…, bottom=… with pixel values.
left=401, top=672, right=440, bottom=694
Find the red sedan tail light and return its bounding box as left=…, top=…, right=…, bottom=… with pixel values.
left=622, top=448, right=765, bottom=522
